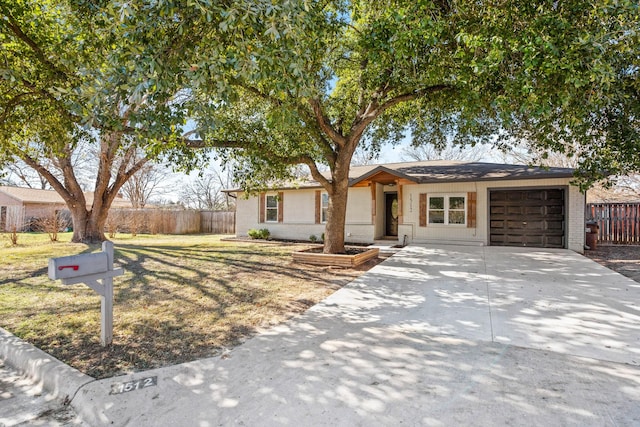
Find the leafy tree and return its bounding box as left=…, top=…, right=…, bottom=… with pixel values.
left=183, top=1, right=638, bottom=253
left=468, top=1, right=640, bottom=188
left=0, top=0, right=312, bottom=242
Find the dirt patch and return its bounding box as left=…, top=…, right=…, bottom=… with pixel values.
left=584, top=245, right=640, bottom=283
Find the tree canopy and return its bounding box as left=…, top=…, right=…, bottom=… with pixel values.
left=0, top=0, right=319, bottom=241
left=1, top=0, right=638, bottom=251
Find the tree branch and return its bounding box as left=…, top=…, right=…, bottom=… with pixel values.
left=309, top=98, right=346, bottom=147
left=19, top=151, right=85, bottom=209
left=378, top=84, right=451, bottom=114
left=303, top=158, right=331, bottom=189
left=349, top=84, right=452, bottom=145
left=1, top=8, right=68, bottom=79
left=0, top=91, right=39, bottom=124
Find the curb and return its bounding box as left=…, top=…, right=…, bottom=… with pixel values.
left=0, top=326, right=94, bottom=403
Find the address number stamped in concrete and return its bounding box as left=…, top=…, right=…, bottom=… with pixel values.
left=110, top=376, right=157, bottom=395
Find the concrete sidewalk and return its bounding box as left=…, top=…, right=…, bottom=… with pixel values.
left=3, top=245, right=640, bottom=426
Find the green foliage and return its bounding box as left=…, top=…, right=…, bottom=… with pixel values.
left=2, top=0, right=637, bottom=248
left=309, top=235, right=317, bottom=243
left=247, top=228, right=270, bottom=240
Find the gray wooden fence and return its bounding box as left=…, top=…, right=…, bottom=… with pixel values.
left=586, top=203, right=640, bottom=244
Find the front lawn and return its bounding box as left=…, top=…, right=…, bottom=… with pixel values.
left=0, top=233, right=376, bottom=378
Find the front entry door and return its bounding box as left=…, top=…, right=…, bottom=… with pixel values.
left=385, top=193, right=399, bottom=237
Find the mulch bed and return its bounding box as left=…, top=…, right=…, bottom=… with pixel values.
left=584, top=245, right=640, bottom=283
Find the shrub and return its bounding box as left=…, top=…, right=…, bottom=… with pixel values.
left=7, top=226, right=18, bottom=246
left=321, top=232, right=325, bottom=242
left=248, top=228, right=270, bottom=240
left=33, top=209, right=68, bottom=242
left=309, top=234, right=317, bottom=243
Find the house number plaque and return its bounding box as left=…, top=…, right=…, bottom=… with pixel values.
left=110, top=376, right=157, bottom=395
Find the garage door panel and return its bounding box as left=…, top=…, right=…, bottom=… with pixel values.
left=489, top=189, right=565, bottom=249
left=547, top=205, right=564, bottom=215
left=523, top=235, right=545, bottom=246
left=524, top=206, right=545, bottom=215
left=546, top=235, right=564, bottom=246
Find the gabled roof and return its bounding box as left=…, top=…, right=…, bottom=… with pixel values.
left=0, top=186, right=132, bottom=208
left=0, top=186, right=67, bottom=204
left=348, top=165, right=418, bottom=187
left=224, top=160, right=576, bottom=193
left=349, top=161, right=575, bottom=184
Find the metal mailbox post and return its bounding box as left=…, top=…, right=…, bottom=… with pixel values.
left=48, top=241, right=124, bottom=346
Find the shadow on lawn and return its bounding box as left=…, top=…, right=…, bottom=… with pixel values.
left=56, top=242, right=362, bottom=378
left=1, top=240, right=375, bottom=379
left=112, top=243, right=345, bottom=303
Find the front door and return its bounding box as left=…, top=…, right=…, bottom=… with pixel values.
left=385, top=192, right=398, bottom=237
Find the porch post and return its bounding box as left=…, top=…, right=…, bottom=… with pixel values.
left=397, top=180, right=404, bottom=224
left=370, top=183, right=376, bottom=225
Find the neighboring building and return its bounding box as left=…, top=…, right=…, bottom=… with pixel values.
left=229, top=161, right=586, bottom=253
left=0, top=186, right=132, bottom=230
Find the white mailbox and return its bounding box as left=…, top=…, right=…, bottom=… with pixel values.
left=48, top=241, right=123, bottom=346
left=48, top=252, right=109, bottom=280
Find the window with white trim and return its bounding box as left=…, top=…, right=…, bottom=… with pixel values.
left=265, top=195, right=278, bottom=222
left=428, top=194, right=466, bottom=225
left=321, top=193, right=329, bottom=223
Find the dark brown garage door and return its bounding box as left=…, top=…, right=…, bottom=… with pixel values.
left=489, top=189, right=565, bottom=248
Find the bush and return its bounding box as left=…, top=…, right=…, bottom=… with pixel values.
left=248, top=228, right=270, bottom=240
left=309, top=234, right=317, bottom=243
left=33, top=209, right=68, bottom=242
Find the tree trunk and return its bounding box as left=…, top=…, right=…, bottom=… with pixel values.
left=322, top=144, right=356, bottom=254
left=69, top=205, right=108, bottom=243
left=323, top=179, right=349, bottom=254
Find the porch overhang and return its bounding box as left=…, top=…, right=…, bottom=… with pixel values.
left=349, top=166, right=418, bottom=187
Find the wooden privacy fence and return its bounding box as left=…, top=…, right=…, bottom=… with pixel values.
left=586, top=203, right=640, bottom=244
left=0, top=206, right=26, bottom=231
left=106, top=209, right=235, bottom=235
left=200, top=211, right=235, bottom=234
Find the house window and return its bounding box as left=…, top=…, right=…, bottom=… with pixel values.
left=321, top=193, right=329, bottom=223
left=265, top=195, right=278, bottom=222
left=428, top=195, right=466, bottom=225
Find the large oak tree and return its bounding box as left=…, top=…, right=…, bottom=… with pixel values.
left=0, top=0, right=314, bottom=242
left=186, top=1, right=639, bottom=253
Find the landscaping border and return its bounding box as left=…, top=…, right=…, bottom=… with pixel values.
left=292, top=247, right=380, bottom=267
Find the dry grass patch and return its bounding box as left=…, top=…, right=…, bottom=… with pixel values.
left=0, top=233, right=380, bottom=378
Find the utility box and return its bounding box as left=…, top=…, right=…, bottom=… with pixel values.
left=48, top=252, right=109, bottom=280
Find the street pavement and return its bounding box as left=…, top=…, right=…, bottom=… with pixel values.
left=0, top=360, right=84, bottom=427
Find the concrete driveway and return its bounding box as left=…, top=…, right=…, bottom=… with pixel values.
left=71, top=245, right=640, bottom=426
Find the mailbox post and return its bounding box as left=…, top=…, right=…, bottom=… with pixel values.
left=48, top=241, right=123, bottom=346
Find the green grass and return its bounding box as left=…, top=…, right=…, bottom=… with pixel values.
left=0, top=233, right=373, bottom=378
